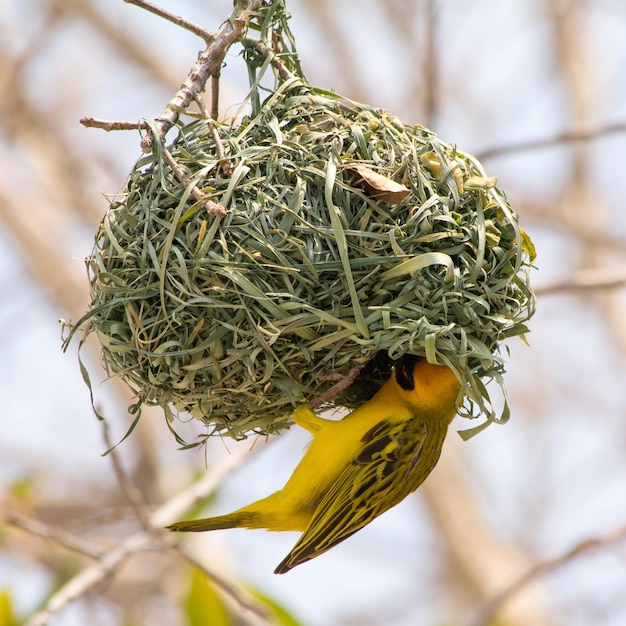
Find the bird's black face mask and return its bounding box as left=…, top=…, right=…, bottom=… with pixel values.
left=395, top=354, right=421, bottom=391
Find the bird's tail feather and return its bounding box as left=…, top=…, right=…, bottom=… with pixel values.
left=167, top=511, right=259, bottom=533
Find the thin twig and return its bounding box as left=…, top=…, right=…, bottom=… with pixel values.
left=309, top=364, right=364, bottom=409
left=470, top=523, right=626, bottom=626
left=421, top=0, right=438, bottom=129
left=477, top=121, right=626, bottom=160
left=193, top=94, right=210, bottom=118
left=139, top=3, right=261, bottom=152
left=123, top=0, right=215, bottom=43
left=210, top=74, right=220, bottom=121
left=535, top=265, right=626, bottom=296
left=24, top=446, right=253, bottom=626
left=243, top=37, right=297, bottom=82
left=24, top=530, right=152, bottom=626
left=189, top=94, right=234, bottom=176
left=161, top=147, right=227, bottom=217
left=161, top=534, right=269, bottom=620
left=81, top=2, right=264, bottom=152
left=4, top=513, right=103, bottom=561
left=100, top=417, right=266, bottom=616
left=101, top=420, right=151, bottom=528
left=105, top=417, right=268, bottom=618
left=79, top=117, right=149, bottom=131
left=208, top=121, right=233, bottom=176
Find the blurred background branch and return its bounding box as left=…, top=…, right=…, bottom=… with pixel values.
left=1, top=0, right=626, bottom=625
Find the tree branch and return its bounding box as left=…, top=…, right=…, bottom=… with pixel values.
left=471, top=523, right=626, bottom=626
left=123, top=0, right=215, bottom=43
left=4, top=513, right=103, bottom=561
left=102, top=419, right=152, bottom=528
left=80, top=0, right=263, bottom=149
left=24, top=446, right=253, bottom=626
left=79, top=117, right=149, bottom=131
left=139, top=1, right=263, bottom=152
left=477, top=121, right=626, bottom=160
left=535, top=265, right=626, bottom=296
left=422, top=440, right=552, bottom=626
left=243, top=37, right=297, bottom=82
left=309, top=364, right=364, bottom=409
left=161, top=147, right=227, bottom=216
left=161, top=534, right=269, bottom=620
left=100, top=418, right=266, bottom=619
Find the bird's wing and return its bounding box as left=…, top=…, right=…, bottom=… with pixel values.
left=274, top=416, right=431, bottom=574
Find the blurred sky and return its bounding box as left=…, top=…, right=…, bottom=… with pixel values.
left=2, top=1, right=626, bottom=625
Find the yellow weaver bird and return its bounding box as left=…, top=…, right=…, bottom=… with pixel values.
left=167, top=354, right=461, bottom=574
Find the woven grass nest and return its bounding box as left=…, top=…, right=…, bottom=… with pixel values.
left=73, top=14, right=535, bottom=442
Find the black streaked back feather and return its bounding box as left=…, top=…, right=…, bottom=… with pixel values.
left=274, top=413, right=449, bottom=573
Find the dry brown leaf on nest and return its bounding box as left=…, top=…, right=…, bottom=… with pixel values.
left=347, top=164, right=411, bottom=204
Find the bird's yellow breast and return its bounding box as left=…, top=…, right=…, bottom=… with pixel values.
left=277, top=391, right=413, bottom=510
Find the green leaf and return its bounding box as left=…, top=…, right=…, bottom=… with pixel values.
left=184, top=569, right=232, bottom=626
left=0, top=590, right=17, bottom=626
left=247, top=586, right=305, bottom=626
left=520, top=227, right=537, bottom=262
left=8, top=476, right=35, bottom=505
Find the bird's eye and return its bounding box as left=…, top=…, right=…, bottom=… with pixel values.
left=395, top=354, right=420, bottom=391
